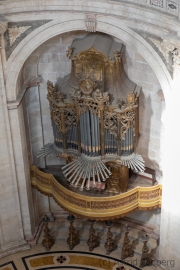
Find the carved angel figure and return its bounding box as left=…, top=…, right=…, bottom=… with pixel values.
left=93, top=89, right=102, bottom=102
left=70, top=84, right=81, bottom=99
left=93, top=89, right=110, bottom=104
left=103, top=92, right=110, bottom=104
left=66, top=46, right=73, bottom=59
left=117, top=98, right=126, bottom=109
left=117, top=93, right=136, bottom=109
left=70, top=88, right=81, bottom=100
left=113, top=50, right=121, bottom=63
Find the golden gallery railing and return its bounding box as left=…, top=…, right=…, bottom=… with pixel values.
left=31, top=166, right=162, bottom=220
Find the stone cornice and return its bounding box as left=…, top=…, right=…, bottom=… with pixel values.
left=0, top=0, right=180, bottom=35
left=0, top=0, right=179, bottom=17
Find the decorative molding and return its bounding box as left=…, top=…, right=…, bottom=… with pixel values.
left=0, top=241, right=30, bottom=259
left=131, top=29, right=176, bottom=77
left=4, top=20, right=51, bottom=59
left=8, top=26, right=31, bottom=46
left=149, top=37, right=170, bottom=63
left=150, top=0, right=163, bottom=7
left=85, top=13, right=96, bottom=32
left=167, top=1, right=178, bottom=12
left=25, top=218, right=44, bottom=246
left=7, top=76, right=42, bottom=110
left=31, top=166, right=162, bottom=221
left=149, top=37, right=180, bottom=71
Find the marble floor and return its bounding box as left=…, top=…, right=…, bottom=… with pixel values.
left=0, top=218, right=161, bottom=270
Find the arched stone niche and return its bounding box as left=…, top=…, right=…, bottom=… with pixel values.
left=20, top=30, right=164, bottom=230
left=1, top=5, right=179, bottom=265
left=4, top=15, right=174, bottom=258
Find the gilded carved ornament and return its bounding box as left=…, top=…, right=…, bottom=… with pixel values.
left=31, top=166, right=162, bottom=220
left=47, top=80, right=65, bottom=103
left=104, top=112, right=118, bottom=137
left=117, top=93, right=137, bottom=139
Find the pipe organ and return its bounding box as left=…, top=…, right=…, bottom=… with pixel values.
left=38, top=33, right=145, bottom=194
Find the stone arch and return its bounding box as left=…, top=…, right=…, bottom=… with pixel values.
left=6, top=15, right=172, bottom=102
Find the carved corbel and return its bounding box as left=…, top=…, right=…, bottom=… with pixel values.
left=85, top=13, right=96, bottom=32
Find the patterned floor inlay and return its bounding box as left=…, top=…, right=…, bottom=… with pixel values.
left=22, top=251, right=141, bottom=270
left=0, top=261, right=17, bottom=270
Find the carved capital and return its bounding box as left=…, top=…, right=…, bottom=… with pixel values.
left=85, top=13, right=96, bottom=32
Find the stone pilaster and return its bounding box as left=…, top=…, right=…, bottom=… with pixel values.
left=0, top=21, right=30, bottom=257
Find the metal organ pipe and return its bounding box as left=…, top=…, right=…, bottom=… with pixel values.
left=80, top=113, right=84, bottom=154
left=86, top=110, right=91, bottom=155
left=90, top=112, right=95, bottom=156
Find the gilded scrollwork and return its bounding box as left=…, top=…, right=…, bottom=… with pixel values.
left=92, top=89, right=110, bottom=105
left=120, top=110, right=135, bottom=140
left=116, top=93, right=137, bottom=140
left=49, top=102, right=77, bottom=134
left=64, top=109, right=77, bottom=133
left=47, top=80, right=55, bottom=97
left=78, top=99, right=99, bottom=115
left=50, top=102, right=62, bottom=132
left=104, top=112, right=118, bottom=137
left=47, top=80, right=65, bottom=103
